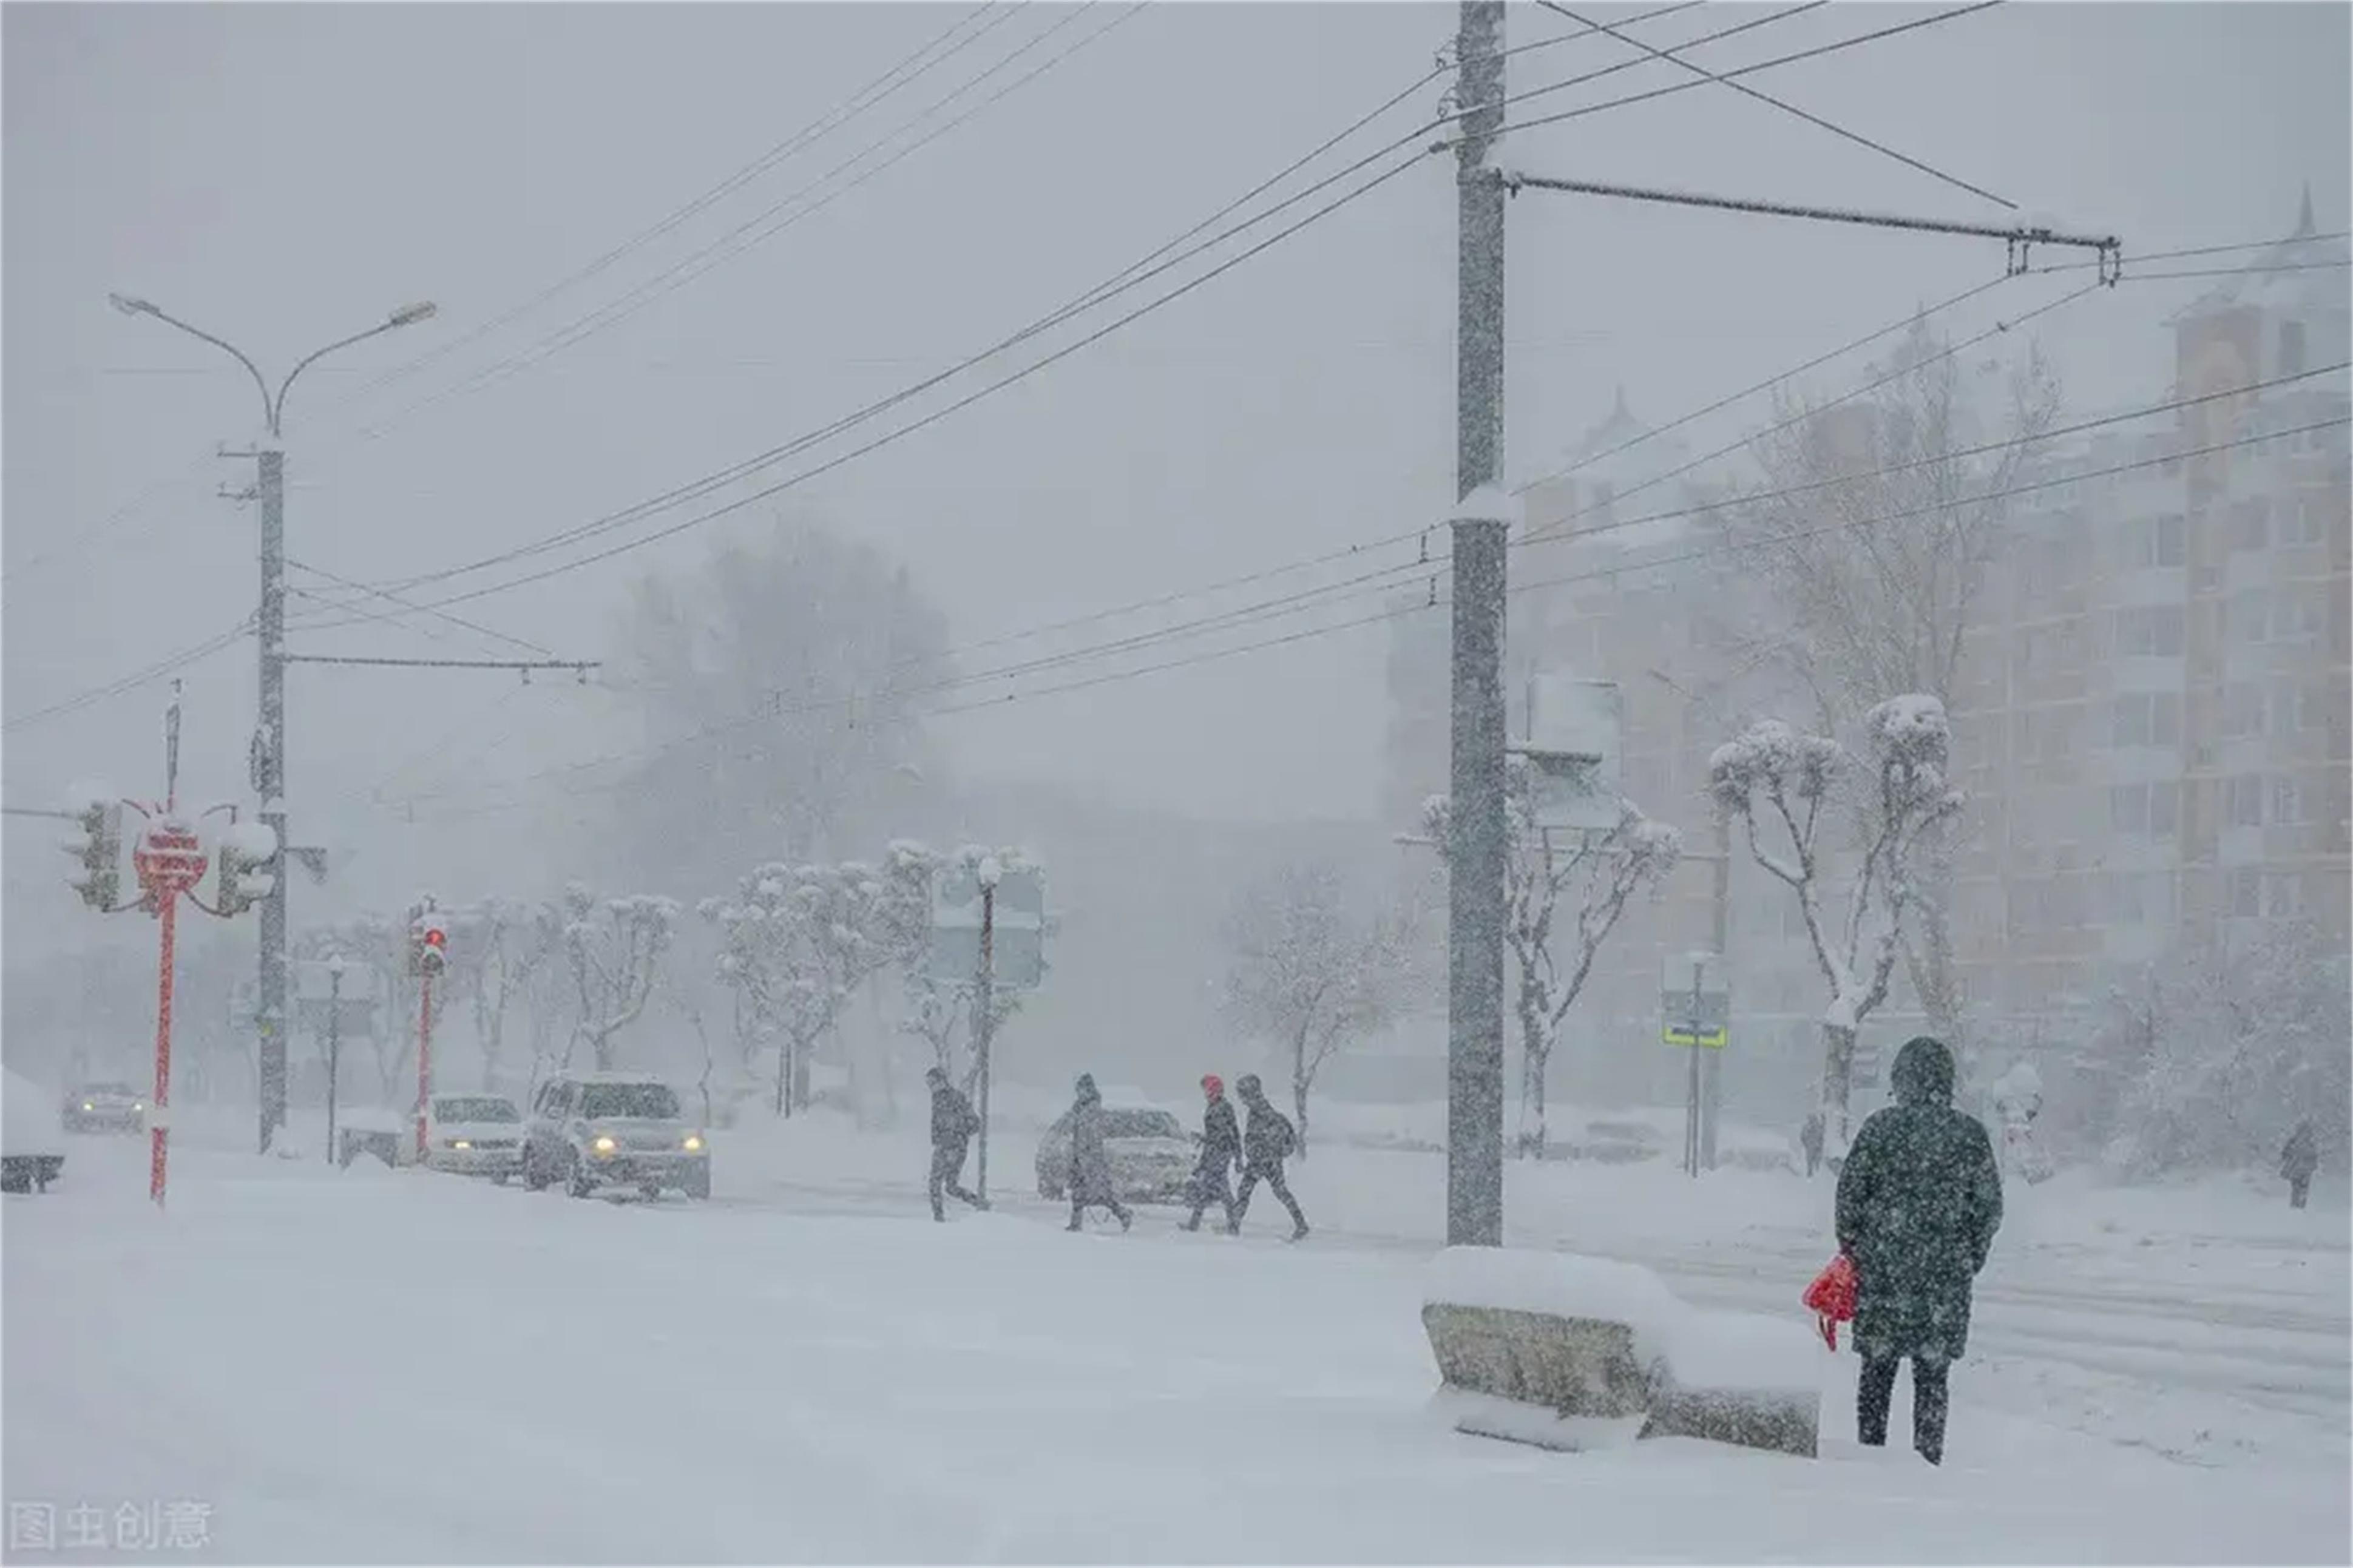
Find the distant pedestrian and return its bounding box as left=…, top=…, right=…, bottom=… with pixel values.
left=925, top=1067, right=986, bottom=1222
left=1835, top=1036, right=2003, bottom=1467
left=2281, top=1120, right=2319, bottom=1211
left=1231, top=1074, right=1309, bottom=1241
left=1800, top=1109, right=1826, bottom=1178
left=1065, top=1074, right=1132, bottom=1233
left=1183, top=1073, right=1242, bottom=1232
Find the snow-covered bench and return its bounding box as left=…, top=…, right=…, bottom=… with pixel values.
left=1423, top=1247, right=1822, bottom=1458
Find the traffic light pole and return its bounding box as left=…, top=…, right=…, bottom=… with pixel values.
left=151, top=885, right=180, bottom=1207
left=973, top=880, right=997, bottom=1205
left=415, top=967, right=436, bottom=1165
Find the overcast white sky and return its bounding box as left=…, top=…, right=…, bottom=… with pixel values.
left=5, top=1, right=2346, bottom=947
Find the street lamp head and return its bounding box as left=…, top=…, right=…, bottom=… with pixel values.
left=387, top=302, right=438, bottom=328
left=325, top=951, right=347, bottom=979
left=109, top=292, right=160, bottom=317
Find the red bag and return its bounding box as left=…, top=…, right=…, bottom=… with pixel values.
left=1803, top=1253, right=1857, bottom=1350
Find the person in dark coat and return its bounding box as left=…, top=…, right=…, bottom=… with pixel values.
left=1065, top=1074, right=1132, bottom=1233
left=1231, top=1074, right=1309, bottom=1241
left=1182, top=1073, right=1242, bottom=1232
left=925, top=1067, right=986, bottom=1222
left=2281, top=1120, right=2319, bottom=1210
left=1800, top=1109, right=1826, bottom=1178
left=1834, top=1036, right=2003, bottom=1465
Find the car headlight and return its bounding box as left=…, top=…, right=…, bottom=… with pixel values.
left=682, top=1134, right=703, bottom=1153
left=450, top=1139, right=472, bottom=1151
left=133, top=1103, right=144, bottom=1113
left=83, top=1103, right=94, bottom=1112
left=591, top=1135, right=618, bottom=1156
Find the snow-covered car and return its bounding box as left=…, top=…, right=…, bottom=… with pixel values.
left=521, top=1073, right=709, bottom=1200
left=1034, top=1101, right=1196, bottom=1203
left=5, top=1067, right=67, bottom=1194
left=61, top=1081, right=146, bottom=1135
left=424, top=1093, right=525, bottom=1181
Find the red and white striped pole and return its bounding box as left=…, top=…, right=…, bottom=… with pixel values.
left=415, top=967, right=435, bottom=1164
left=150, top=887, right=178, bottom=1208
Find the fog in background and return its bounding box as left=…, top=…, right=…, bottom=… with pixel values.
left=6, top=3, right=2345, bottom=1132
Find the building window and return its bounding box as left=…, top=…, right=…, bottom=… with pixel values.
left=2235, top=499, right=2272, bottom=552
left=2289, top=495, right=2339, bottom=546
left=2118, top=604, right=2186, bottom=657
left=2267, top=871, right=2306, bottom=919
left=2228, top=773, right=2265, bottom=828
left=2281, top=319, right=2308, bottom=379
left=2272, top=774, right=2305, bottom=825
left=2112, top=692, right=2182, bottom=748
left=2231, top=587, right=2270, bottom=644
left=2230, top=867, right=2263, bottom=918
left=2109, top=781, right=2179, bottom=837
left=2222, top=682, right=2266, bottom=739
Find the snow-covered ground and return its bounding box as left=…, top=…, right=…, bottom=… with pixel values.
left=7, top=1108, right=2347, bottom=1564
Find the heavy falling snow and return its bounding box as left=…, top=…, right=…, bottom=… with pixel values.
left=4, top=2, right=2349, bottom=1565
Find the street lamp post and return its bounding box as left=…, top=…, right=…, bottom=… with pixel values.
left=107, top=294, right=436, bottom=1155
left=324, top=950, right=347, bottom=1166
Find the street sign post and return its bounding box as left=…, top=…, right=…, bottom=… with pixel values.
left=1661, top=951, right=1728, bottom=1179
left=927, top=857, right=1046, bottom=1203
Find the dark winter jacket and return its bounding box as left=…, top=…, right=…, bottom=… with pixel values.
left=2281, top=1123, right=2319, bottom=1181
left=1835, top=1037, right=2003, bottom=1365
left=1240, top=1094, right=1297, bottom=1174
left=1196, top=1098, right=1241, bottom=1176
left=1068, top=1086, right=1117, bottom=1204
left=929, top=1080, right=978, bottom=1150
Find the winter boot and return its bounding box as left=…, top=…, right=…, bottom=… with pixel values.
left=1290, top=1221, right=1310, bottom=1242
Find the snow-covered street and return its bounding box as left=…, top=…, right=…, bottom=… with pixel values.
left=7, top=1116, right=2346, bottom=1564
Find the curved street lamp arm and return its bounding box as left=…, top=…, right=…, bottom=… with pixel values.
left=271, top=319, right=402, bottom=436
left=141, top=308, right=273, bottom=433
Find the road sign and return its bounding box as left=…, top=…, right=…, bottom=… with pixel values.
left=293, top=960, right=382, bottom=1039
left=132, top=818, right=209, bottom=907
left=1661, top=950, right=1728, bottom=1047
left=926, top=863, right=1045, bottom=988
left=1515, top=675, right=1623, bottom=833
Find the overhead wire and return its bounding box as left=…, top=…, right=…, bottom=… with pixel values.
left=1532, top=0, right=2012, bottom=208
left=313, top=1, right=1841, bottom=614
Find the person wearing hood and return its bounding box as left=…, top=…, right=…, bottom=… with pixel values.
left=925, top=1066, right=986, bottom=1222
left=1231, top=1074, right=1309, bottom=1241
left=2281, top=1119, right=2319, bottom=1210
left=1799, top=1108, right=1826, bottom=1178
left=1834, top=1036, right=2003, bottom=1466
left=1182, top=1074, right=1242, bottom=1233
left=1065, top=1074, right=1132, bottom=1233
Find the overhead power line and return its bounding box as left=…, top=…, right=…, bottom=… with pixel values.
left=287, top=556, right=557, bottom=658
left=2, top=623, right=251, bottom=735
left=1533, top=0, right=2013, bottom=209
left=308, top=2, right=1836, bottom=619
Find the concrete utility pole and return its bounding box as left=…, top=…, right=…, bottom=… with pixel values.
left=1704, top=805, right=1729, bottom=1169
left=1446, top=0, right=1509, bottom=1249
left=107, top=294, right=435, bottom=1154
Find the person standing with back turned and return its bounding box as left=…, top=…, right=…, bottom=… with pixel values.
left=1835, top=1036, right=2002, bottom=1465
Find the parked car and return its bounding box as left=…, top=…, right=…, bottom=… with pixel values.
left=6, top=1067, right=66, bottom=1194
left=423, top=1093, right=525, bottom=1181
left=521, top=1072, right=709, bottom=1200
left=61, top=1081, right=145, bottom=1136
left=1034, top=1100, right=1196, bottom=1203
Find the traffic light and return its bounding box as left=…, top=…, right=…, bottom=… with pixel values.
left=64, top=800, right=123, bottom=911
left=409, top=910, right=449, bottom=978
left=215, top=820, right=279, bottom=919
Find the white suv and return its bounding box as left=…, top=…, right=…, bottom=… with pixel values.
left=521, top=1073, right=709, bottom=1200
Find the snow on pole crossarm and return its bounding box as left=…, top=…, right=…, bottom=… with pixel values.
left=1454, top=482, right=1525, bottom=533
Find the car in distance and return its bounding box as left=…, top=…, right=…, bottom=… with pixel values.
left=424, top=1093, right=526, bottom=1181
left=61, top=1081, right=145, bottom=1136
left=521, top=1073, right=709, bottom=1200
left=1034, top=1100, right=1196, bottom=1204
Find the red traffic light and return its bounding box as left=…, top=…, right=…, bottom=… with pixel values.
left=424, top=928, right=446, bottom=948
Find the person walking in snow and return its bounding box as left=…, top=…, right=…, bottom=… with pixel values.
left=1231, top=1073, right=1309, bottom=1241
left=925, top=1066, right=986, bottom=1222
left=1065, top=1073, right=1132, bottom=1233
left=1834, top=1036, right=2003, bottom=1467
left=2281, top=1119, right=2319, bottom=1211
left=1182, top=1073, right=1242, bottom=1232
left=1800, top=1109, right=1826, bottom=1178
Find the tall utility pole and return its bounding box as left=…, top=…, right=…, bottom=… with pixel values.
left=972, top=861, right=1001, bottom=1205
left=107, top=294, right=436, bottom=1155
left=1704, top=805, right=1729, bottom=1170
left=1446, top=0, right=1509, bottom=1249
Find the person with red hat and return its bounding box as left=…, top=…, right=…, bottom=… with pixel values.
left=1181, top=1073, right=1242, bottom=1232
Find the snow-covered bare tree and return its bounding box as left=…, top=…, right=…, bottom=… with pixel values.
left=2093, top=921, right=2351, bottom=1178
left=559, top=884, right=679, bottom=1070
left=1710, top=696, right=1963, bottom=1141
left=1220, top=860, right=1417, bottom=1155
left=451, top=897, right=560, bottom=1095
left=700, top=861, right=892, bottom=1115
left=1423, top=768, right=1681, bottom=1158
left=614, top=525, right=948, bottom=891
left=1718, top=319, right=2061, bottom=1061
